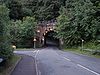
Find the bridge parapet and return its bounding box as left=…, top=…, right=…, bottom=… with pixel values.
left=37, top=19, right=57, bottom=26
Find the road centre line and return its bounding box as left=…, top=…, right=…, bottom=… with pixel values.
left=55, top=50, right=71, bottom=62
left=63, top=57, right=71, bottom=61
left=39, top=70, right=41, bottom=75
left=35, top=50, right=39, bottom=58
left=34, top=50, right=40, bottom=75
left=77, top=64, right=100, bottom=75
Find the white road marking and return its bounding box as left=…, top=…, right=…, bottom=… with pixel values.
left=77, top=64, right=100, bottom=75
left=14, top=50, right=37, bottom=54
left=14, top=50, right=37, bottom=57
left=55, top=50, right=71, bottom=62
left=35, top=50, right=39, bottom=58
left=34, top=50, right=40, bottom=75
left=39, top=70, right=41, bottom=75
left=62, top=55, right=100, bottom=75
left=63, top=57, right=71, bottom=61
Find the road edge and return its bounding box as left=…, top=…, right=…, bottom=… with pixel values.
left=9, top=55, right=22, bottom=75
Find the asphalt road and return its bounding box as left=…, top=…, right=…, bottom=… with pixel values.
left=14, top=47, right=100, bottom=75
left=11, top=55, right=36, bottom=75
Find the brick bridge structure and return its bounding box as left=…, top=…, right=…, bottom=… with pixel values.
left=34, top=20, right=63, bottom=48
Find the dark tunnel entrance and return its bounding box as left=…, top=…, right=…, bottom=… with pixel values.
left=43, top=31, right=59, bottom=47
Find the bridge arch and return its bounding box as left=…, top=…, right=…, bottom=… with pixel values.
left=43, top=30, right=59, bottom=47
left=34, top=20, right=63, bottom=48
left=35, top=20, right=55, bottom=46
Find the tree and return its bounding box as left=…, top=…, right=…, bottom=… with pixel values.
left=6, top=0, right=62, bottom=21
left=0, top=4, right=13, bottom=60
left=10, top=17, right=36, bottom=47
left=56, top=0, right=99, bottom=47
left=20, top=17, right=36, bottom=38
left=34, top=0, right=61, bottom=21
left=10, top=20, right=22, bottom=45
left=91, top=0, right=100, bottom=40
left=8, top=0, right=23, bottom=20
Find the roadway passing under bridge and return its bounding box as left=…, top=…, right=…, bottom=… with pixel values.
left=14, top=47, right=100, bottom=75
left=43, top=31, right=59, bottom=47
left=34, top=20, right=63, bottom=48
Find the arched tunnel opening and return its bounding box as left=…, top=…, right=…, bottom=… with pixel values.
left=43, top=31, right=59, bottom=47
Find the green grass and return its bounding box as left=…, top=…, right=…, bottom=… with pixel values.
left=64, top=48, right=100, bottom=58
left=0, top=55, right=21, bottom=75
left=63, top=40, right=100, bottom=58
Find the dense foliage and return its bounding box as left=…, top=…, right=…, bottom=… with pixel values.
left=0, top=5, right=13, bottom=59
left=0, top=2, right=36, bottom=60
left=0, top=0, right=100, bottom=49
left=6, top=0, right=66, bottom=21
left=10, top=17, right=36, bottom=48
left=56, top=0, right=100, bottom=47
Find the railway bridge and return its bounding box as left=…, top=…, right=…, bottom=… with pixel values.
left=34, top=20, right=63, bottom=48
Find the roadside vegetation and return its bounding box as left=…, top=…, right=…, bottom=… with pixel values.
left=56, top=0, right=100, bottom=56
left=64, top=48, right=100, bottom=58
left=0, top=1, right=36, bottom=73
left=0, top=4, right=13, bottom=61
left=0, top=55, right=21, bottom=75
left=0, top=4, right=15, bottom=75
left=10, top=17, right=36, bottom=48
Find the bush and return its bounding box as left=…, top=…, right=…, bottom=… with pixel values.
left=84, top=40, right=100, bottom=50
left=0, top=5, right=13, bottom=60
left=10, top=17, right=36, bottom=48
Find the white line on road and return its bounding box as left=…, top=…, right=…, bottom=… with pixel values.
left=56, top=50, right=100, bottom=75
left=39, top=70, right=41, bottom=75
left=55, top=51, right=71, bottom=62
left=35, top=50, right=39, bottom=58
left=14, top=50, right=37, bottom=54
left=34, top=50, right=41, bottom=75
left=77, top=64, right=100, bottom=75
left=63, top=57, right=71, bottom=61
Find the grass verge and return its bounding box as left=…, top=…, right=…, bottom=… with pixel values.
left=0, top=55, right=21, bottom=75
left=64, top=48, right=100, bottom=58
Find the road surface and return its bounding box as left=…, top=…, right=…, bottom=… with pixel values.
left=14, top=47, right=100, bottom=75
left=11, top=55, right=36, bottom=75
